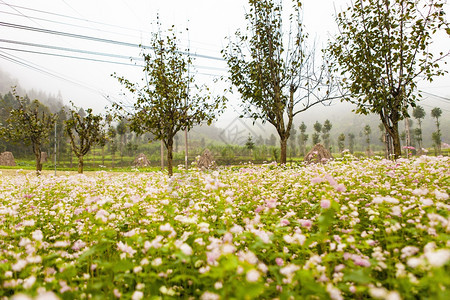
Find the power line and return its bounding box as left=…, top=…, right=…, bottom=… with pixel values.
left=0, top=2, right=221, bottom=50
left=0, top=21, right=225, bottom=62
left=0, top=37, right=228, bottom=73
left=420, top=91, right=450, bottom=102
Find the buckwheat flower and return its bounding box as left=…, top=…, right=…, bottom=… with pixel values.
left=72, top=240, right=86, bottom=251
left=407, top=257, right=423, bottom=268
left=300, top=219, right=312, bottom=229
left=386, top=291, right=401, bottom=300
left=12, top=259, right=27, bottom=272
left=421, top=198, right=434, bottom=206
left=5, top=271, right=13, bottom=278
left=425, top=249, right=450, bottom=267
left=369, top=287, right=387, bottom=298
left=123, top=229, right=137, bottom=237
left=159, top=223, right=173, bottom=232
left=335, top=184, right=346, bottom=192
left=133, top=266, right=142, bottom=273
left=140, top=258, right=149, bottom=266
left=327, top=283, right=343, bottom=300
left=23, top=219, right=35, bottom=227
left=276, top=257, right=284, bottom=266
left=200, top=291, right=220, bottom=300
left=117, top=241, right=136, bottom=256
left=434, top=190, right=449, bottom=200
left=32, top=230, right=44, bottom=241
left=113, top=289, right=121, bottom=298
left=222, top=244, right=236, bottom=254
left=11, top=294, right=32, bottom=300
left=136, top=283, right=145, bottom=290
left=54, top=241, right=70, bottom=248
left=320, top=199, right=331, bottom=209
left=180, top=243, right=193, bottom=256
left=152, top=257, right=162, bottom=267
left=35, top=292, right=59, bottom=300
left=280, top=264, right=300, bottom=276
left=246, top=269, right=260, bottom=282
left=230, top=224, right=244, bottom=234
left=19, top=238, right=32, bottom=247
left=214, top=281, right=223, bottom=289
left=401, top=246, right=420, bottom=259
left=23, top=275, right=36, bottom=289
left=223, top=232, right=233, bottom=243
left=131, top=290, right=143, bottom=300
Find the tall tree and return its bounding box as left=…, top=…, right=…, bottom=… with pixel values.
left=312, top=121, right=322, bottom=145
left=338, top=133, right=346, bottom=153
left=412, top=105, right=426, bottom=150
left=328, top=0, right=449, bottom=159
left=322, top=119, right=333, bottom=150
left=431, top=107, right=442, bottom=155
left=114, top=25, right=225, bottom=176
left=348, top=133, right=355, bottom=154
left=364, top=125, right=372, bottom=157
left=298, top=122, right=308, bottom=156
left=223, top=0, right=335, bottom=164
left=0, top=89, right=56, bottom=174
left=65, top=104, right=104, bottom=173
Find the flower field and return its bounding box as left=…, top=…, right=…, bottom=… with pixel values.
left=1, top=155, right=449, bottom=299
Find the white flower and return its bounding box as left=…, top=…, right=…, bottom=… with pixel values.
left=369, top=287, right=387, bottom=298
left=117, top=241, right=136, bottom=256
left=386, top=291, right=401, bottom=300
left=200, top=291, right=220, bottom=300
left=280, top=264, right=300, bottom=276
left=23, top=275, right=36, bottom=289
left=246, top=269, right=260, bottom=282
left=32, top=230, right=43, bottom=241
left=35, top=292, right=59, bottom=300
left=180, top=243, right=193, bottom=256
left=152, top=257, right=163, bottom=267
left=407, top=257, right=423, bottom=268
left=425, top=249, right=450, bottom=267
left=12, top=259, right=27, bottom=272
left=131, top=290, right=143, bottom=300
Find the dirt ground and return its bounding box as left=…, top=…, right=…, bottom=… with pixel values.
left=0, top=168, right=120, bottom=177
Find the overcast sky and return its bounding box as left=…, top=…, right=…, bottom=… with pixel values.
left=0, top=0, right=449, bottom=127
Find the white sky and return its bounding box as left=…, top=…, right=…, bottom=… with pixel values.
left=0, top=0, right=449, bottom=127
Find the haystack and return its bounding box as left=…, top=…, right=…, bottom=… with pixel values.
left=40, top=152, right=48, bottom=163
left=0, top=151, right=16, bottom=166
left=304, top=144, right=333, bottom=164
left=133, top=153, right=150, bottom=167
left=197, top=149, right=216, bottom=170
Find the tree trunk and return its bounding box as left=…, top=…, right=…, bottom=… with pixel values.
left=78, top=155, right=84, bottom=174
left=391, top=122, right=402, bottom=159
left=102, top=146, right=105, bottom=166
left=167, top=138, right=174, bottom=177
left=280, top=137, right=287, bottom=164
left=33, top=144, right=42, bottom=175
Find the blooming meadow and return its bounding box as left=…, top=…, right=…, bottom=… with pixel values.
left=1, top=155, right=449, bottom=299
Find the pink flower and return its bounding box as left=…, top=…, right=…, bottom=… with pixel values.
left=300, top=219, right=312, bottom=229
left=311, top=176, right=324, bottom=184
left=275, top=257, right=284, bottom=266
left=320, top=199, right=331, bottom=209
left=255, top=206, right=264, bottom=213
left=335, top=184, right=346, bottom=192
left=280, top=219, right=290, bottom=226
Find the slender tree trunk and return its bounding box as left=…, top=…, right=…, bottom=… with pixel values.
left=391, top=123, right=402, bottom=159
left=167, top=138, right=173, bottom=177
left=33, top=144, right=42, bottom=175
left=280, top=137, right=288, bottom=164
left=102, top=146, right=105, bottom=166
left=78, top=155, right=84, bottom=174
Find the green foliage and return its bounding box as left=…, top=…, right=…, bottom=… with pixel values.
left=64, top=103, right=104, bottom=173
left=223, top=0, right=334, bottom=164
left=0, top=88, right=56, bottom=174
left=328, top=0, right=449, bottom=158
left=114, top=24, right=225, bottom=176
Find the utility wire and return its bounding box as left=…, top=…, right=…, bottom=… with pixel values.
left=420, top=91, right=450, bottom=102
left=0, top=2, right=220, bottom=50
left=0, top=21, right=225, bottom=62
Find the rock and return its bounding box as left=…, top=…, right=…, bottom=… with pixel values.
left=197, top=149, right=216, bottom=170
left=304, top=144, right=333, bottom=164
left=133, top=153, right=150, bottom=167
left=0, top=151, right=16, bottom=166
